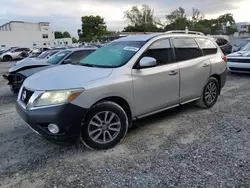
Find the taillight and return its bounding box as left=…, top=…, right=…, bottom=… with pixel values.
left=222, top=55, right=227, bottom=63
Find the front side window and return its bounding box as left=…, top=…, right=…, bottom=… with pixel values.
left=196, top=38, right=218, bottom=55
left=67, top=50, right=95, bottom=64
left=47, top=50, right=71, bottom=64
left=173, top=38, right=203, bottom=62
left=243, top=42, right=250, bottom=51
left=80, top=41, right=145, bottom=68
left=140, top=38, right=174, bottom=66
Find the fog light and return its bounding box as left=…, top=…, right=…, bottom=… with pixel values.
left=48, top=124, right=59, bottom=134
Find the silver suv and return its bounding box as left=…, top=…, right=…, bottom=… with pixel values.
left=16, top=32, right=227, bottom=150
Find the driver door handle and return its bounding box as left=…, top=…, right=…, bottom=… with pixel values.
left=169, top=70, right=178, bottom=76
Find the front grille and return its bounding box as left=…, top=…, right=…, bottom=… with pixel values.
left=20, top=87, right=34, bottom=105
left=227, top=58, right=250, bottom=63
left=229, top=67, right=250, bottom=72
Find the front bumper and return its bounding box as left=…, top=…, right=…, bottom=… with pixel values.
left=16, top=101, right=88, bottom=142
left=2, top=73, right=25, bottom=93
left=227, top=62, right=250, bottom=73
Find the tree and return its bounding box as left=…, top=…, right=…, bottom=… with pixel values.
left=217, top=13, right=235, bottom=26
left=192, top=7, right=204, bottom=22
left=248, top=25, right=250, bottom=33
left=124, top=5, right=162, bottom=32
left=78, top=16, right=107, bottom=42
left=166, top=7, right=186, bottom=24
left=63, top=31, right=71, bottom=38
left=72, top=37, right=78, bottom=43
left=54, top=31, right=64, bottom=39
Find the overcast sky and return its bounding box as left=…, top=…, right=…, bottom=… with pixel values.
left=0, top=0, right=249, bottom=37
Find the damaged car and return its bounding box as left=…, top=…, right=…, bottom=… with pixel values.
left=3, top=47, right=97, bottom=93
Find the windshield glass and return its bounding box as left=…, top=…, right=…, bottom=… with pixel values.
left=80, top=41, right=145, bottom=67
left=243, top=42, right=250, bottom=51
left=37, top=51, right=52, bottom=58
left=47, top=50, right=71, bottom=64
left=235, top=40, right=250, bottom=47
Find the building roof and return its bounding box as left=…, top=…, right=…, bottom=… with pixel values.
left=0, top=21, right=50, bottom=27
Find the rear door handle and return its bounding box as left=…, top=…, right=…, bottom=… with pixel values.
left=169, top=70, right=178, bottom=76
left=203, top=63, right=210, bottom=67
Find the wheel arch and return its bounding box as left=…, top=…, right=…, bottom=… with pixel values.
left=88, top=96, right=133, bottom=127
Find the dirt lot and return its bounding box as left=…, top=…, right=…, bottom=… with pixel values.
left=0, top=61, right=250, bottom=188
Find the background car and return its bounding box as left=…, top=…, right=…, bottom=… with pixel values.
left=212, top=35, right=232, bottom=55
left=227, top=42, right=250, bottom=73
left=0, top=47, right=30, bottom=61
left=3, top=47, right=97, bottom=93
left=232, top=38, right=250, bottom=52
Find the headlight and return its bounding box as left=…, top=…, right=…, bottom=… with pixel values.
left=34, top=89, right=83, bottom=107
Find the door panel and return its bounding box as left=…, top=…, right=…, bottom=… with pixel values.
left=179, top=57, right=210, bottom=102
left=132, top=64, right=179, bottom=116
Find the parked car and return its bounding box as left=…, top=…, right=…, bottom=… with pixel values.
left=232, top=38, right=250, bottom=52
left=16, top=32, right=227, bottom=150
left=3, top=47, right=97, bottom=93
left=28, top=47, right=52, bottom=58
left=227, top=42, right=250, bottom=73
left=212, top=35, right=232, bottom=55
left=0, top=47, right=30, bottom=61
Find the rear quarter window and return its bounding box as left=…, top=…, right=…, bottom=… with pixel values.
left=196, top=38, right=218, bottom=55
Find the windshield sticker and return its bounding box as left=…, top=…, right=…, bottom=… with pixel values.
left=123, top=46, right=139, bottom=52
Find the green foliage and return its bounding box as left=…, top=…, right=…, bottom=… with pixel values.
left=166, top=7, right=186, bottom=24
left=226, top=26, right=238, bottom=34
left=123, top=4, right=162, bottom=32
left=54, top=31, right=64, bottom=39
left=248, top=25, right=250, bottom=33
left=78, top=16, right=107, bottom=42
left=123, top=23, right=163, bottom=32
left=72, top=37, right=78, bottom=43
left=62, top=31, right=71, bottom=38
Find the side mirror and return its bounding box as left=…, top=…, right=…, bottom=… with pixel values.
left=138, top=57, right=157, bottom=68
left=63, top=59, right=72, bottom=64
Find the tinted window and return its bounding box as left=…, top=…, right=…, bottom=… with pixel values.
left=196, top=38, right=217, bottom=55
left=141, top=38, right=174, bottom=66
left=173, top=38, right=203, bottom=62
left=215, top=38, right=228, bottom=46
left=67, top=50, right=95, bottom=64
left=14, top=48, right=24, bottom=52
left=47, top=50, right=71, bottom=64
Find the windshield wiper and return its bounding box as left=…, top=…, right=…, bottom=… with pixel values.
left=80, top=63, right=97, bottom=67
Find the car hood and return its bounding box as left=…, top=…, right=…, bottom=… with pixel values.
left=9, top=58, right=48, bottom=73
left=227, top=51, right=250, bottom=58
left=24, top=64, right=113, bottom=91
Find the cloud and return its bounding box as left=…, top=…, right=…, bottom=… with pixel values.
left=0, top=0, right=249, bottom=37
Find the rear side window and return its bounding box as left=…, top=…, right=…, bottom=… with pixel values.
left=196, top=38, right=218, bottom=55
left=173, top=38, right=203, bottom=62
left=141, top=38, right=174, bottom=66
left=215, top=38, right=228, bottom=46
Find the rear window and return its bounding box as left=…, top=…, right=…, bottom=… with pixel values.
left=196, top=38, right=217, bottom=55
left=215, top=38, right=228, bottom=46
left=173, top=38, right=203, bottom=62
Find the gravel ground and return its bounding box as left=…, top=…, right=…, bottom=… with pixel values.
left=0, top=61, right=250, bottom=188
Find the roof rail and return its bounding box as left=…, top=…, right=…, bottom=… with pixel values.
left=165, top=30, right=205, bottom=36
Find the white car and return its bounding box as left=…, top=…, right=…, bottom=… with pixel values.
left=0, top=48, right=30, bottom=61
left=227, top=42, right=250, bottom=73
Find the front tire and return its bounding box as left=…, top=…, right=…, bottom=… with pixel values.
left=196, top=77, right=220, bottom=109
left=81, top=101, right=128, bottom=150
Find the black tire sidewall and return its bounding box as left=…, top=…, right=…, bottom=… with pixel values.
left=81, top=102, right=128, bottom=150
left=202, top=78, right=219, bottom=108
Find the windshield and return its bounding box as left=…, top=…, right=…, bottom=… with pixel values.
left=235, top=40, right=250, bottom=47
left=47, top=50, right=71, bottom=64
left=243, top=42, right=250, bottom=51
left=80, top=41, right=145, bottom=67
left=37, top=51, right=52, bottom=58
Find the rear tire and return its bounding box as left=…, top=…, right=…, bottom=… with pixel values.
left=196, top=77, right=220, bottom=109
left=3, top=55, right=12, bottom=61
left=81, top=101, right=128, bottom=150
